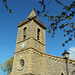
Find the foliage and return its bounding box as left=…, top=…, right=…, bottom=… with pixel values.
left=0, top=57, right=14, bottom=74
left=35, top=0, right=75, bottom=47
left=2, top=0, right=12, bottom=13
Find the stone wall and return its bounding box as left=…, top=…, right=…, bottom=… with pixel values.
left=26, top=49, right=75, bottom=75
left=9, top=48, right=75, bottom=75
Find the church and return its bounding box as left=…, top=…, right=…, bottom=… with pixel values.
left=9, top=9, right=75, bottom=75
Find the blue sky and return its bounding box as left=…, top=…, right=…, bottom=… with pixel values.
left=0, top=0, right=75, bottom=75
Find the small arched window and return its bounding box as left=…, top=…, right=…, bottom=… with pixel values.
left=20, top=59, right=24, bottom=67
left=37, top=28, right=40, bottom=40
left=61, top=73, right=64, bottom=75
left=23, top=27, right=27, bottom=39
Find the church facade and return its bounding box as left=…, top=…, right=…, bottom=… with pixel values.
left=9, top=9, right=75, bottom=75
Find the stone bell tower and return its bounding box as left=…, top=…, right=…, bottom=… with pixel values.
left=11, top=9, right=46, bottom=75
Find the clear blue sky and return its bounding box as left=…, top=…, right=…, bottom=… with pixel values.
left=0, top=0, right=75, bottom=75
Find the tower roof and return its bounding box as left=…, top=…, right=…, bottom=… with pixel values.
left=17, top=9, right=46, bottom=29
left=28, top=8, right=36, bottom=18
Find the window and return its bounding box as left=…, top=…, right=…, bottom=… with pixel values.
left=37, top=28, right=40, bottom=40
left=23, top=27, right=27, bottom=39
left=61, top=73, right=64, bottom=75
left=20, top=59, right=24, bottom=67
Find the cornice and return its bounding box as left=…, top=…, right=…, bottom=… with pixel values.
left=16, top=37, right=45, bottom=46
left=16, top=37, right=30, bottom=44
left=17, top=17, right=46, bottom=29
left=32, top=37, right=45, bottom=46
left=15, top=48, right=75, bottom=66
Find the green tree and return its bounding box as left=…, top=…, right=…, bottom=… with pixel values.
left=35, top=0, right=75, bottom=47
left=0, top=57, right=14, bottom=74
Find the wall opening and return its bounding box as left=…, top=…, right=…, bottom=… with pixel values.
left=23, top=27, right=27, bottom=39
left=37, top=28, right=40, bottom=40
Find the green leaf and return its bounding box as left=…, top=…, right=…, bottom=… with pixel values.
left=64, top=35, right=66, bottom=37
left=55, top=19, right=57, bottom=21
left=45, top=27, right=47, bottom=29
left=48, top=30, right=51, bottom=33
left=65, top=15, right=68, bottom=18
left=50, top=23, right=54, bottom=26
left=70, top=35, right=73, bottom=37
left=53, top=33, right=55, bottom=34
left=39, top=1, right=42, bottom=3
left=62, top=24, right=65, bottom=28
left=6, top=9, right=8, bottom=10
left=52, top=35, right=54, bottom=38
left=67, top=18, right=70, bottom=20
left=9, top=9, right=12, bottom=13
left=50, top=16, right=54, bottom=19
left=39, top=1, right=43, bottom=5
left=37, top=11, right=40, bottom=14
left=66, top=23, right=69, bottom=26
left=44, top=14, right=47, bottom=16
left=5, top=4, right=8, bottom=8
left=65, top=41, right=68, bottom=43
left=70, top=16, right=72, bottom=19
left=48, top=18, right=50, bottom=21
left=70, top=25, right=75, bottom=28
left=58, top=16, right=61, bottom=19
left=62, top=43, right=65, bottom=47
left=56, top=15, right=57, bottom=16
left=67, top=31, right=70, bottom=35
left=61, top=11, right=66, bottom=15
left=68, top=38, right=72, bottom=41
